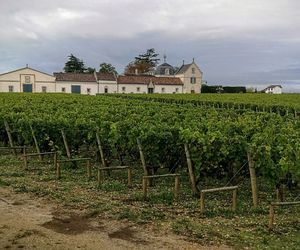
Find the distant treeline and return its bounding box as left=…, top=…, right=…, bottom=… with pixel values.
left=202, top=85, right=246, bottom=93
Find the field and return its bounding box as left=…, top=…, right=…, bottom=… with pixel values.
left=0, top=93, right=299, bottom=249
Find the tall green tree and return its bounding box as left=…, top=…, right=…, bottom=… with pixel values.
left=125, top=48, right=160, bottom=74
left=64, top=54, right=86, bottom=73
left=134, top=48, right=160, bottom=68
left=99, top=63, right=118, bottom=75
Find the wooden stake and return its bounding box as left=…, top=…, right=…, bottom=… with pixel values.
left=174, top=175, right=180, bottom=201
left=56, top=162, right=61, bottom=179
left=60, top=130, right=71, bottom=159
left=87, top=160, right=91, bottom=180
left=200, top=192, right=205, bottom=213
left=137, top=138, right=151, bottom=186
left=247, top=151, right=258, bottom=208
left=184, top=143, right=199, bottom=196
left=54, top=152, right=58, bottom=170
left=4, top=120, right=16, bottom=155
left=95, top=131, right=107, bottom=168
left=30, top=125, right=42, bottom=161
left=127, top=168, right=132, bottom=187
left=23, top=147, right=28, bottom=169
left=232, top=189, right=237, bottom=211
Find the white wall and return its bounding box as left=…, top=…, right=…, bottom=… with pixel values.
left=266, top=86, right=282, bottom=94
left=98, top=81, right=118, bottom=93
left=0, top=68, right=56, bottom=93
left=117, top=84, right=183, bottom=94
left=56, top=82, right=98, bottom=95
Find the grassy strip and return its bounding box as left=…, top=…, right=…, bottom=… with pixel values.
left=0, top=154, right=299, bottom=249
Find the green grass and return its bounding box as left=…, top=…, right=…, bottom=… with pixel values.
left=0, top=154, right=299, bottom=249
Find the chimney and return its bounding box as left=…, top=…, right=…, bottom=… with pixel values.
left=182, top=60, right=185, bottom=65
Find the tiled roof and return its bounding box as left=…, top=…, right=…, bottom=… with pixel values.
left=176, top=64, right=192, bottom=74
left=118, top=75, right=183, bottom=85
left=54, top=73, right=96, bottom=82
left=96, top=72, right=116, bottom=81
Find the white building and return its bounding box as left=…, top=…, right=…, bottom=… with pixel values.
left=117, top=75, right=183, bottom=94
left=54, top=72, right=117, bottom=95
left=262, top=85, right=283, bottom=94
left=0, top=59, right=203, bottom=94
left=0, top=66, right=56, bottom=93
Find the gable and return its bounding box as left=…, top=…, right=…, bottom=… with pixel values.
left=0, top=67, right=55, bottom=82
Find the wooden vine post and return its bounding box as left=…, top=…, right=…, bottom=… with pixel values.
left=4, top=120, right=16, bottom=155
left=137, top=138, right=150, bottom=186
left=184, top=143, right=199, bottom=197
left=247, top=151, right=258, bottom=208
left=60, top=129, right=71, bottom=159
left=30, top=125, right=42, bottom=161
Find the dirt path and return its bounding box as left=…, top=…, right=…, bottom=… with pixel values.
left=0, top=187, right=230, bottom=250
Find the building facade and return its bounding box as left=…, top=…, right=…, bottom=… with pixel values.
left=0, top=59, right=203, bottom=94
left=0, top=67, right=56, bottom=93
left=262, top=85, right=282, bottom=94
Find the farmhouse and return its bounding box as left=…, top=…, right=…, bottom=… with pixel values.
left=0, top=59, right=203, bottom=94
left=0, top=66, right=56, bottom=93
left=262, top=85, right=283, bottom=94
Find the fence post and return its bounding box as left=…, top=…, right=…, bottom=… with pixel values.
left=200, top=192, right=205, bottom=213
left=232, top=189, right=237, bottom=211
left=174, top=175, right=180, bottom=201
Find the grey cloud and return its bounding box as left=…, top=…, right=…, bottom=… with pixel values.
left=1, top=0, right=300, bottom=92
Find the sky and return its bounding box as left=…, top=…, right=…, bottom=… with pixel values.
left=1, top=0, right=300, bottom=92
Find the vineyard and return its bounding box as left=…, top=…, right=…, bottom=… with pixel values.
left=0, top=93, right=299, bottom=248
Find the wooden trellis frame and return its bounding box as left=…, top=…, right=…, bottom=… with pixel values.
left=137, top=138, right=181, bottom=201
left=96, top=131, right=132, bottom=186
left=200, top=186, right=238, bottom=213
left=269, top=201, right=300, bottom=229
left=57, top=129, right=92, bottom=180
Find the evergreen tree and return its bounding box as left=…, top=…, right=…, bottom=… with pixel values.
left=63, top=54, right=86, bottom=73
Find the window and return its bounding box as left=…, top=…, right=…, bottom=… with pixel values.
left=175, top=88, right=179, bottom=93
left=161, top=87, right=165, bottom=93
left=190, top=77, right=196, bottom=84
left=122, top=86, right=126, bottom=92
left=87, top=88, right=91, bottom=94
left=192, top=68, right=195, bottom=74
left=165, top=68, right=170, bottom=75
left=8, top=86, right=14, bottom=92
left=137, top=87, right=140, bottom=92
left=25, top=76, right=30, bottom=83
left=104, top=87, right=108, bottom=93
left=61, top=87, right=66, bottom=93
left=42, top=86, right=47, bottom=93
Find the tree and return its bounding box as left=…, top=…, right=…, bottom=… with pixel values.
left=64, top=54, right=86, bottom=73
left=99, top=63, right=118, bottom=75
left=125, top=48, right=160, bottom=74
left=86, top=67, right=95, bottom=74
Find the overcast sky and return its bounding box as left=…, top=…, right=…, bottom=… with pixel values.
left=1, top=0, right=300, bottom=91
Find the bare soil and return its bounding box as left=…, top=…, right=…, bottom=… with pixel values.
left=0, top=187, right=230, bottom=250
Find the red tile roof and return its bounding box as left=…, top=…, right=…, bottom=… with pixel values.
left=96, top=72, right=116, bottom=81
left=54, top=72, right=116, bottom=82
left=54, top=73, right=96, bottom=82
left=118, top=75, right=183, bottom=85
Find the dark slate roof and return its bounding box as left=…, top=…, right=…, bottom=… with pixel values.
left=175, top=64, right=192, bottom=74
left=118, top=75, right=183, bottom=85
left=155, top=63, right=175, bottom=75
left=96, top=72, right=116, bottom=81
left=54, top=73, right=96, bottom=82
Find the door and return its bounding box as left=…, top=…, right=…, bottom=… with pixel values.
left=148, top=88, right=154, bottom=94
left=23, top=84, right=32, bottom=93
left=71, top=85, right=81, bottom=94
